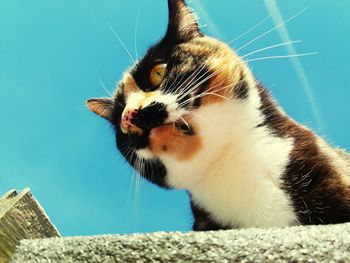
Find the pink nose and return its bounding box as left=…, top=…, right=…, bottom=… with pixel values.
left=121, top=108, right=140, bottom=132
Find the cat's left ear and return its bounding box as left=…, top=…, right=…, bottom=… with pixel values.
left=86, top=98, right=114, bottom=122
left=165, top=0, right=202, bottom=42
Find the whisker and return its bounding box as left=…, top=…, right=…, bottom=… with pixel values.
left=149, top=159, right=155, bottom=186
left=166, top=71, right=183, bottom=93
left=133, top=156, right=142, bottom=219
left=241, top=40, right=302, bottom=59
left=108, top=23, right=135, bottom=63
left=177, top=57, right=252, bottom=102
left=244, top=52, right=318, bottom=63
left=174, top=44, right=315, bottom=120
left=170, top=57, right=212, bottom=96
left=179, top=50, right=316, bottom=103
left=235, top=6, right=310, bottom=53
left=177, top=48, right=316, bottom=110
left=123, top=147, right=136, bottom=216
left=173, top=59, right=210, bottom=94
left=178, top=82, right=236, bottom=107
left=193, top=92, right=230, bottom=101
left=177, top=70, right=213, bottom=101
left=207, top=79, right=244, bottom=94
left=177, top=62, right=235, bottom=102
left=173, top=113, right=192, bottom=132
left=95, top=69, right=112, bottom=97
left=177, top=55, right=260, bottom=102
left=184, top=112, right=211, bottom=125
left=228, top=16, right=270, bottom=45
left=264, top=0, right=324, bottom=129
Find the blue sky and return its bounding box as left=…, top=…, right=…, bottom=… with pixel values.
left=1, top=0, right=350, bottom=236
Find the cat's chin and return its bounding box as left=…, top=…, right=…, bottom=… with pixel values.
left=120, top=124, right=143, bottom=135
left=133, top=124, right=174, bottom=160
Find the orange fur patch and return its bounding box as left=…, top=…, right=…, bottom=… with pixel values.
left=197, top=37, right=244, bottom=106
left=149, top=122, right=201, bottom=161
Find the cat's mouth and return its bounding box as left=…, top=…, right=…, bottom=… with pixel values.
left=120, top=99, right=194, bottom=136
left=120, top=108, right=192, bottom=137
left=120, top=122, right=168, bottom=135
left=121, top=118, right=190, bottom=136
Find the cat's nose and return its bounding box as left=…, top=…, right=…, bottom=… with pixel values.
left=131, top=102, right=168, bottom=131
left=121, top=108, right=141, bottom=134
left=121, top=102, right=169, bottom=134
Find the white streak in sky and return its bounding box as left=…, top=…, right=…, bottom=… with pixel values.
left=264, top=0, right=324, bottom=129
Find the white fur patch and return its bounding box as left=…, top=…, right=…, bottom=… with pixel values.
left=153, top=86, right=298, bottom=228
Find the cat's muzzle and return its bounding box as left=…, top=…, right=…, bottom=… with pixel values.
left=121, top=102, right=169, bottom=134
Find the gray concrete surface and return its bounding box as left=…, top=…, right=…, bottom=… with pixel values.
left=12, top=223, right=350, bottom=263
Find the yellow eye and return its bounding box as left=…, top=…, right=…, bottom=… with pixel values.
left=150, top=64, right=167, bottom=87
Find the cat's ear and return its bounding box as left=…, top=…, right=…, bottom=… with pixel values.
left=165, top=0, right=201, bottom=42
left=86, top=98, right=114, bottom=122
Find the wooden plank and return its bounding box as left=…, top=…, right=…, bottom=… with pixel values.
left=0, top=188, right=60, bottom=263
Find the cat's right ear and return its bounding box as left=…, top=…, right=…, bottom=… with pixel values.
left=165, top=0, right=201, bottom=42
left=86, top=98, right=114, bottom=122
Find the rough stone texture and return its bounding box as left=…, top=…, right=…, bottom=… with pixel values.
left=12, top=223, right=350, bottom=263
left=0, top=189, right=60, bottom=263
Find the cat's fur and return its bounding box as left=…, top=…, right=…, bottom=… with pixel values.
left=87, top=0, right=350, bottom=230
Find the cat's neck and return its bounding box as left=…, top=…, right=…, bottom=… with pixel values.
left=165, top=83, right=295, bottom=188
left=164, top=83, right=299, bottom=227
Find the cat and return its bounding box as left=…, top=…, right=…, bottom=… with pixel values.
left=87, top=0, right=350, bottom=231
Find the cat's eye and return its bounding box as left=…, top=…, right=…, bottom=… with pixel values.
left=150, top=64, right=167, bottom=87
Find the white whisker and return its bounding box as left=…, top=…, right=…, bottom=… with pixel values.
left=174, top=59, right=210, bottom=94
left=184, top=112, right=211, bottom=125
left=95, top=70, right=112, bottom=97
left=178, top=82, right=235, bottom=107
left=192, top=92, right=230, bottom=102
left=264, top=0, right=324, bottom=129
left=133, top=156, right=142, bottom=220
left=177, top=62, right=234, bottom=102
left=228, top=16, right=270, bottom=45
left=244, top=52, right=318, bottom=64
left=178, top=50, right=316, bottom=108
left=108, top=23, right=135, bottom=63
left=241, top=40, right=302, bottom=59
left=235, top=6, right=310, bottom=53
left=122, top=147, right=136, bottom=216
left=173, top=112, right=192, bottom=132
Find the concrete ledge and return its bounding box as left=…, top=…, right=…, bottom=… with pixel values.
left=0, top=189, right=60, bottom=263
left=12, top=223, right=350, bottom=262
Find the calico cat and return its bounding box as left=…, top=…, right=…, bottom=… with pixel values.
left=87, top=0, right=350, bottom=230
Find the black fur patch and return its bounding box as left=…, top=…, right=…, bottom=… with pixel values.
left=116, top=128, right=168, bottom=188
left=131, top=102, right=168, bottom=131
left=116, top=127, right=149, bottom=150
left=175, top=122, right=195, bottom=136
left=234, top=76, right=249, bottom=100
left=256, top=85, right=285, bottom=136
left=137, top=157, right=169, bottom=188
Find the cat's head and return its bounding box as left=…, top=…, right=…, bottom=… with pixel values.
left=87, top=0, right=255, bottom=178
